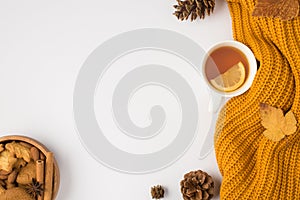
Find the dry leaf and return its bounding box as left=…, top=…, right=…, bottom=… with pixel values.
left=282, top=111, right=298, bottom=135
left=252, top=0, right=299, bottom=20
left=0, top=187, right=35, bottom=200
left=0, top=150, right=17, bottom=172
left=13, top=158, right=27, bottom=169
left=0, top=144, right=4, bottom=153
left=16, top=162, right=36, bottom=185
left=5, top=142, right=31, bottom=162
left=260, top=103, right=297, bottom=142
left=0, top=185, right=5, bottom=195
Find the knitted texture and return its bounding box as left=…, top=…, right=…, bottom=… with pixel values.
left=214, top=0, right=300, bottom=199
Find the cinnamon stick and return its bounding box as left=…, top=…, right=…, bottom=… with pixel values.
left=44, top=152, right=54, bottom=200
left=40, top=152, right=46, bottom=160
left=31, top=147, right=40, bottom=162
left=36, top=160, right=45, bottom=200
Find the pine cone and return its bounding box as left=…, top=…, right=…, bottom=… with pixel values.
left=151, top=185, right=165, bottom=199
left=180, top=170, right=214, bottom=200
left=173, top=0, right=215, bottom=21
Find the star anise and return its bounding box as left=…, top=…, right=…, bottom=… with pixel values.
left=25, top=178, right=43, bottom=198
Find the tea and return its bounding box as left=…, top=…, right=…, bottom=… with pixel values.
left=205, top=46, right=249, bottom=81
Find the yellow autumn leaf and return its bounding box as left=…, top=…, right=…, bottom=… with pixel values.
left=263, top=128, right=285, bottom=142
left=282, top=111, right=297, bottom=135
left=259, top=103, right=297, bottom=142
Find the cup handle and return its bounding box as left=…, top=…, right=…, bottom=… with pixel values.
left=199, top=92, right=225, bottom=159
left=208, top=91, right=224, bottom=113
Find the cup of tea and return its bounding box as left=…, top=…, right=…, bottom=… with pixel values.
left=202, top=40, right=257, bottom=97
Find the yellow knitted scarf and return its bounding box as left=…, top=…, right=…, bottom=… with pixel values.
left=214, top=0, right=300, bottom=199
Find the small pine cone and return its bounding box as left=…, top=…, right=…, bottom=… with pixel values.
left=151, top=185, right=165, bottom=199
left=173, top=0, right=215, bottom=21
left=180, top=170, right=214, bottom=200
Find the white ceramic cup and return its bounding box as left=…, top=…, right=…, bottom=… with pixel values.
left=199, top=41, right=257, bottom=158
left=202, top=40, right=257, bottom=97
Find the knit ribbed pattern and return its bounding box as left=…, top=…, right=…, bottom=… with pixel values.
left=214, top=0, right=300, bottom=199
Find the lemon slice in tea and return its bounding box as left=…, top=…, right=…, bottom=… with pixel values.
left=210, top=61, right=246, bottom=92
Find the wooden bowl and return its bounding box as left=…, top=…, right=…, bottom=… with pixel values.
left=0, top=135, right=60, bottom=200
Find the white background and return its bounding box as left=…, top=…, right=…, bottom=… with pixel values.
left=0, top=0, right=232, bottom=199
